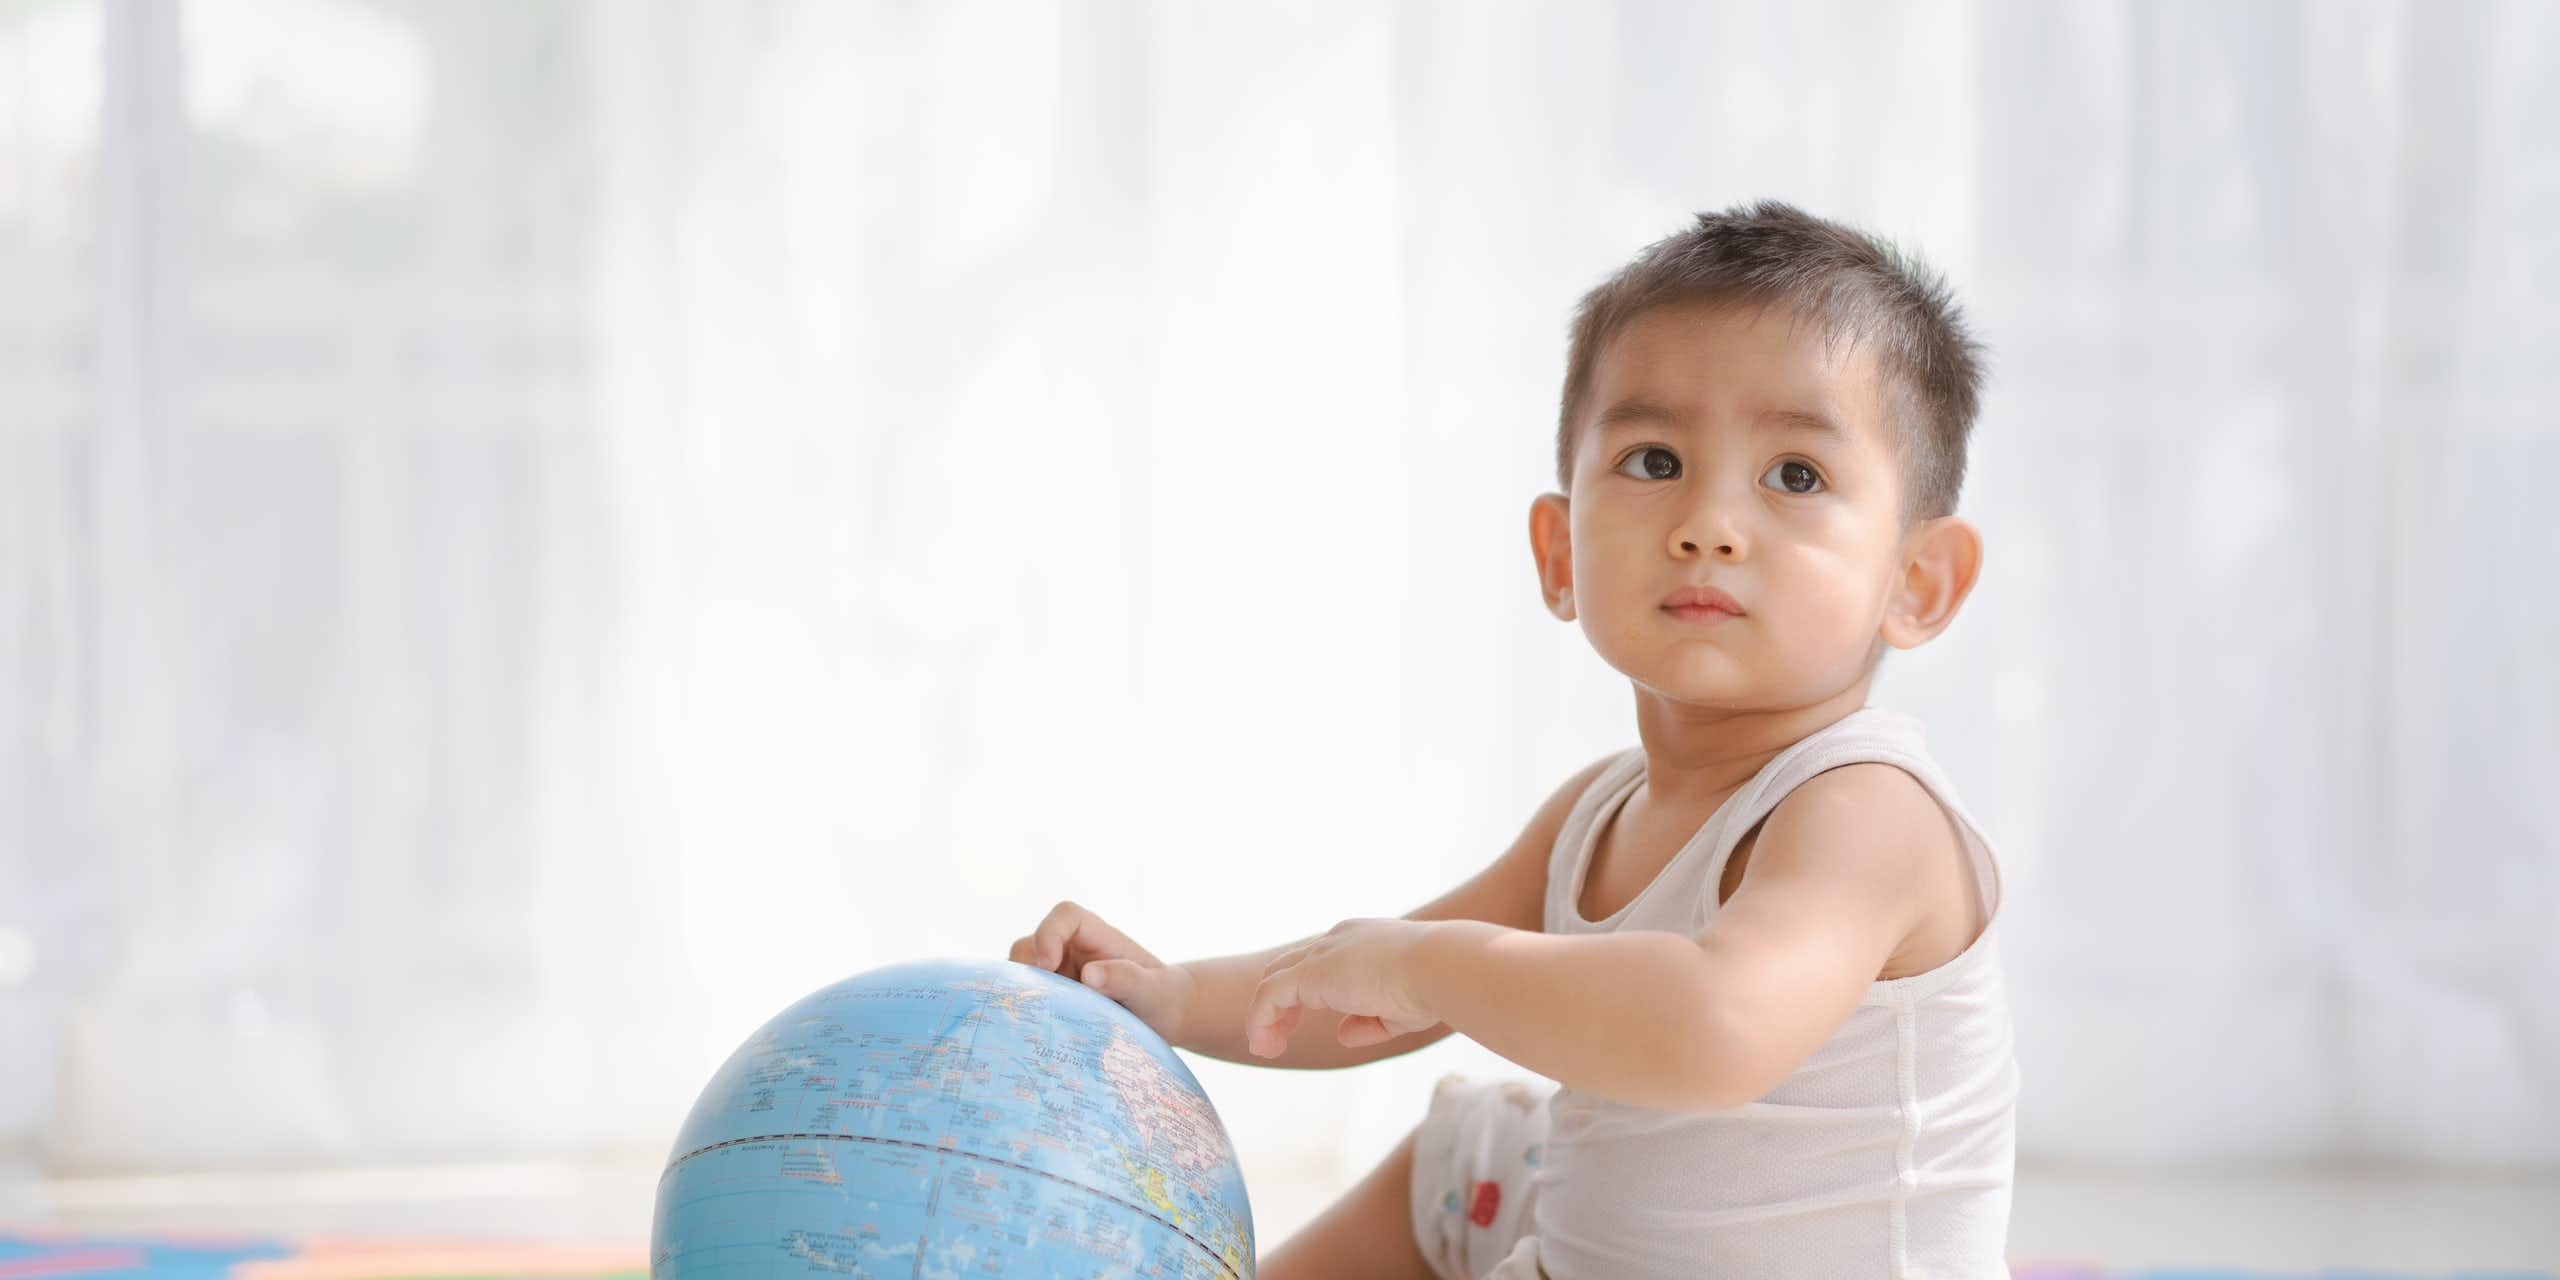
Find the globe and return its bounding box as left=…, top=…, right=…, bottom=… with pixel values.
left=652, top=958, right=1257, bottom=1278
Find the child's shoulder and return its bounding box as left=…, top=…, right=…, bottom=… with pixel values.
left=1739, top=755, right=1988, bottom=982
left=1767, top=757, right=1950, bottom=840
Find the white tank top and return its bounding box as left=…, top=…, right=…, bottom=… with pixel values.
left=1530, top=706, right=2018, bottom=1279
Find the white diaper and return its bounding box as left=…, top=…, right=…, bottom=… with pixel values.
left=1407, top=1072, right=1556, bottom=1280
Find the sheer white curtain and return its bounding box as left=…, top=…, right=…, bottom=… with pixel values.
left=3, top=0, right=2552, bottom=1180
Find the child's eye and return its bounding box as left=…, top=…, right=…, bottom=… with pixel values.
left=1760, top=458, right=1824, bottom=494
left=1613, top=446, right=1680, bottom=481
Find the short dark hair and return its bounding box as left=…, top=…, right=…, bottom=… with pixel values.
left=1554, top=200, right=1985, bottom=524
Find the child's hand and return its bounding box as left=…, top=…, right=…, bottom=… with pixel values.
left=1244, top=918, right=1443, bottom=1059
left=1008, top=900, right=1195, bottom=1045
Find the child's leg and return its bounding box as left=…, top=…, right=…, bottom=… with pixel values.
left=1255, top=1125, right=1440, bottom=1280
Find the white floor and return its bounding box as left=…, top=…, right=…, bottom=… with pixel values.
left=3, top=1158, right=2556, bottom=1273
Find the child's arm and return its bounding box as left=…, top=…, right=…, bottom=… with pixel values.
left=1400, top=762, right=1942, bottom=1112
left=1168, top=932, right=1402, bottom=1069
left=1170, top=751, right=1620, bottom=1071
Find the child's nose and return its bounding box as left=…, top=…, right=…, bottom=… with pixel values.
left=1671, top=479, right=1750, bottom=558
left=1673, top=505, right=1745, bottom=559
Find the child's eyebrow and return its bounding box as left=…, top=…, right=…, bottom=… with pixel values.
left=1592, top=397, right=1685, bottom=434
left=1759, top=407, right=1852, bottom=447
left=1593, top=397, right=1852, bottom=448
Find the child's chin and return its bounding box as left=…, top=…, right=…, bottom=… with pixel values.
left=1622, top=655, right=1765, bottom=703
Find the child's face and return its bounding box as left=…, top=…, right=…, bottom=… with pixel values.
left=1533, top=299, right=1932, bottom=711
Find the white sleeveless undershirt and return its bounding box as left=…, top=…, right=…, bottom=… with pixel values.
left=1529, top=706, right=2018, bottom=1279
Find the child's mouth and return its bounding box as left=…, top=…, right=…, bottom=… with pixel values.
left=1663, top=604, right=1742, bottom=624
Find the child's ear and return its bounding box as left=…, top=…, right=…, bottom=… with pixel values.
left=1881, top=515, right=1983, bottom=649
left=1528, top=493, right=1575, bottom=621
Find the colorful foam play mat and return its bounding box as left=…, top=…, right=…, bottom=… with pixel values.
left=1, top=1233, right=2554, bottom=1278
left=0, top=1233, right=642, bottom=1278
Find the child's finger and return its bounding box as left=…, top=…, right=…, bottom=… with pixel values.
left=1256, top=1004, right=1302, bottom=1057
left=1031, top=901, right=1125, bottom=971
left=1246, top=970, right=1301, bottom=1057
left=1337, top=1013, right=1389, bottom=1048
left=1031, top=903, right=1094, bottom=969
left=1259, top=943, right=1311, bottom=982
left=1242, top=983, right=1276, bottom=1055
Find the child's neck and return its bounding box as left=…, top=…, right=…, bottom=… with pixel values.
left=1628, top=679, right=1873, bottom=810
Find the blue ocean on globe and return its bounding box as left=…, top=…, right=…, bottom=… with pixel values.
left=653, top=958, right=1256, bottom=1278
